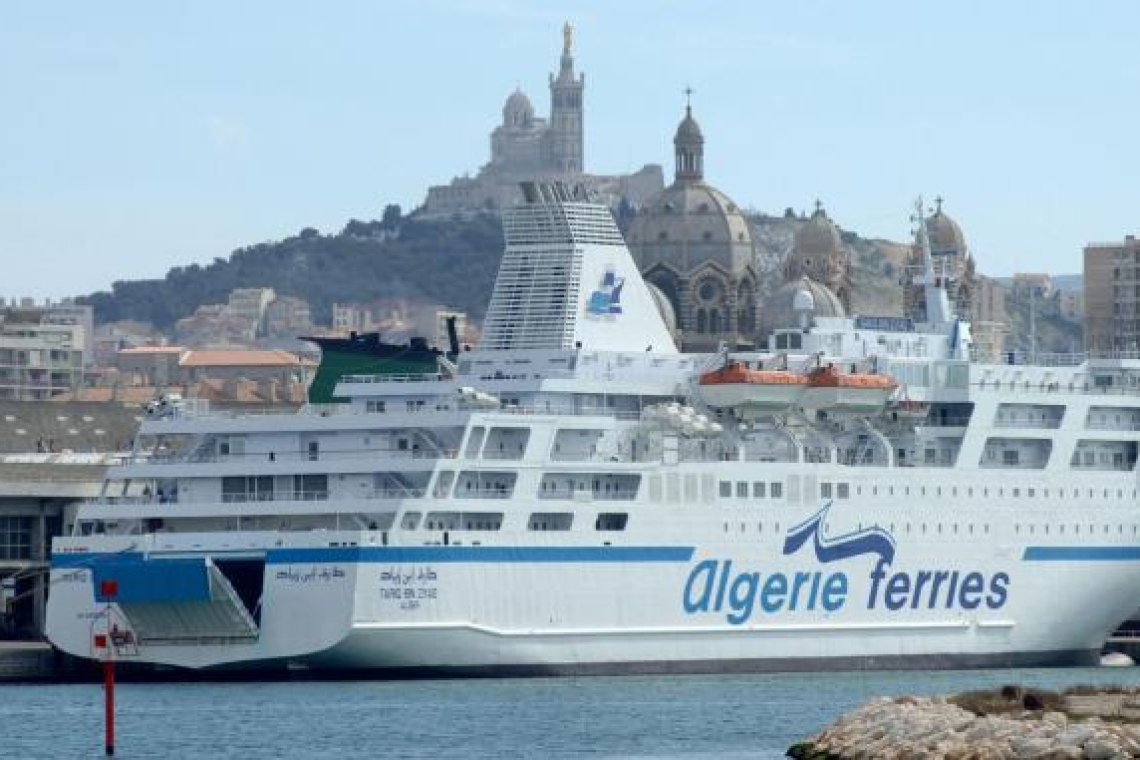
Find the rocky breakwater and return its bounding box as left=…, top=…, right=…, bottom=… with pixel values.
left=788, top=686, right=1140, bottom=760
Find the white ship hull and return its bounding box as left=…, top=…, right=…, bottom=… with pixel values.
left=47, top=491, right=1140, bottom=674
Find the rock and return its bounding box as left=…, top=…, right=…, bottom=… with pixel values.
left=1052, top=725, right=1095, bottom=746
left=1034, top=748, right=1082, bottom=760
left=788, top=689, right=1140, bottom=760
left=1082, top=737, right=1128, bottom=760
left=1010, top=736, right=1053, bottom=757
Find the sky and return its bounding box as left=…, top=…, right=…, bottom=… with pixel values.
left=2, top=1, right=1138, bottom=300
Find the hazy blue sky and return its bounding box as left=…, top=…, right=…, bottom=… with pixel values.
left=2, top=1, right=1137, bottom=299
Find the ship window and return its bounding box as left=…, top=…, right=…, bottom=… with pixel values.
left=221, top=476, right=274, bottom=503
left=719, top=481, right=731, bottom=498
left=736, top=482, right=748, bottom=498
left=752, top=482, right=766, bottom=498
left=820, top=482, right=833, bottom=499
left=837, top=483, right=849, bottom=499
left=1013, top=488, right=1020, bottom=498
left=366, top=400, right=386, bottom=413
left=400, top=511, right=422, bottom=530
left=427, top=512, right=502, bottom=531
left=770, top=482, right=783, bottom=499
left=1028, top=488, right=1035, bottom=498
left=528, top=512, right=573, bottom=531
left=294, top=474, right=328, bottom=500
left=596, top=513, right=628, bottom=531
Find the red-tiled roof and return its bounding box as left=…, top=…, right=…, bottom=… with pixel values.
left=117, top=346, right=185, bottom=355
left=179, top=349, right=315, bottom=368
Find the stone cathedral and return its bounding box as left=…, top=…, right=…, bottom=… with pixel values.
left=626, top=100, right=761, bottom=352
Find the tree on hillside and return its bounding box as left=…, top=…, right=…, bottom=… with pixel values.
left=78, top=214, right=504, bottom=330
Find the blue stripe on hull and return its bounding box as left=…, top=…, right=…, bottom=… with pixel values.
left=1023, top=546, right=1140, bottom=561
left=53, top=545, right=696, bottom=568
left=272, top=546, right=695, bottom=564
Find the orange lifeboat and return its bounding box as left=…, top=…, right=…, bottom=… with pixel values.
left=802, top=363, right=897, bottom=414
left=698, top=361, right=808, bottom=412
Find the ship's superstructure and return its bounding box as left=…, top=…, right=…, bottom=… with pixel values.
left=46, top=189, right=1140, bottom=674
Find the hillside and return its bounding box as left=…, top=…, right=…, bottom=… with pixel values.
left=79, top=214, right=505, bottom=330
left=81, top=208, right=1080, bottom=353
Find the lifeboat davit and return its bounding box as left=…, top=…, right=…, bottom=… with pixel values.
left=698, top=361, right=808, bottom=412
left=801, top=363, right=897, bottom=415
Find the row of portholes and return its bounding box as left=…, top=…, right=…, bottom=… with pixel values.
left=856, top=485, right=1138, bottom=500
left=880, top=522, right=989, bottom=536
left=722, top=521, right=993, bottom=537
left=724, top=522, right=782, bottom=534
left=1015, top=523, right=1137, bottom=536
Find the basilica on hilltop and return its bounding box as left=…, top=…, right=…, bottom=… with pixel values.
left=420, top=25, right=663, bottom=219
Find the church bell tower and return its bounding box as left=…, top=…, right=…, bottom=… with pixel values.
left=548, top=22, right=584, bottom=173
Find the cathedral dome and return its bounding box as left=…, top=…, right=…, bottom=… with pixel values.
left=925, top=201, right=966, bottom=255
left=782, top=202, right=851, bottom=308
left=792, top=204, right=843, bottom=259
left=627, top=181, right=755, bottom=274
left=502, top=89, right=534, bottom=127
left=762, top=276, right=846, bottom=335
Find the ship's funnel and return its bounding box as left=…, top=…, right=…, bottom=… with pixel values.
left=480, top=182, right=678, bottom=354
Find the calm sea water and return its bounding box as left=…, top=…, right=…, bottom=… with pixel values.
left=7, top=667, right=1140, bottom=759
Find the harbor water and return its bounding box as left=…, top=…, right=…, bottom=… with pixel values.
left=8, top=667, right=1140, bottom=759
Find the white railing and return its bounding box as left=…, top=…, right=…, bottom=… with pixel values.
left=89, top=488, right=426, bottom=506
left=340, top=373, right=446, bottom=384
left=972, top=381, right=1140, bottom=398
left=124, top=448, right=458, bottom=466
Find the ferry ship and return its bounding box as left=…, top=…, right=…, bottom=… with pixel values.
left=46, top=183, right=1140, bottom=674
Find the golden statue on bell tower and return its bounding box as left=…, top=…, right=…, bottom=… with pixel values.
left=563, top=21, right=573, bottom=54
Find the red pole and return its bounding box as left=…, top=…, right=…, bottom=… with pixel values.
left=103, top=658, right=115, bottom=756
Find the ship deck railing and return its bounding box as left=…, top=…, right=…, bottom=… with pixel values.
left=87, top=487, right=427, bottom=507
left=124, top=448, right=459, bottom=466
left=988, top=349, right=1140, bottom=366
left=340, top=373, right=447, bottom=384
left=971, top=380, right=1140, bottom=396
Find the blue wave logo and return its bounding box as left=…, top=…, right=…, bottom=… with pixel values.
left=586, top=269, right=624, bottom=316
left=783, top=503, right=895, bottom=565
